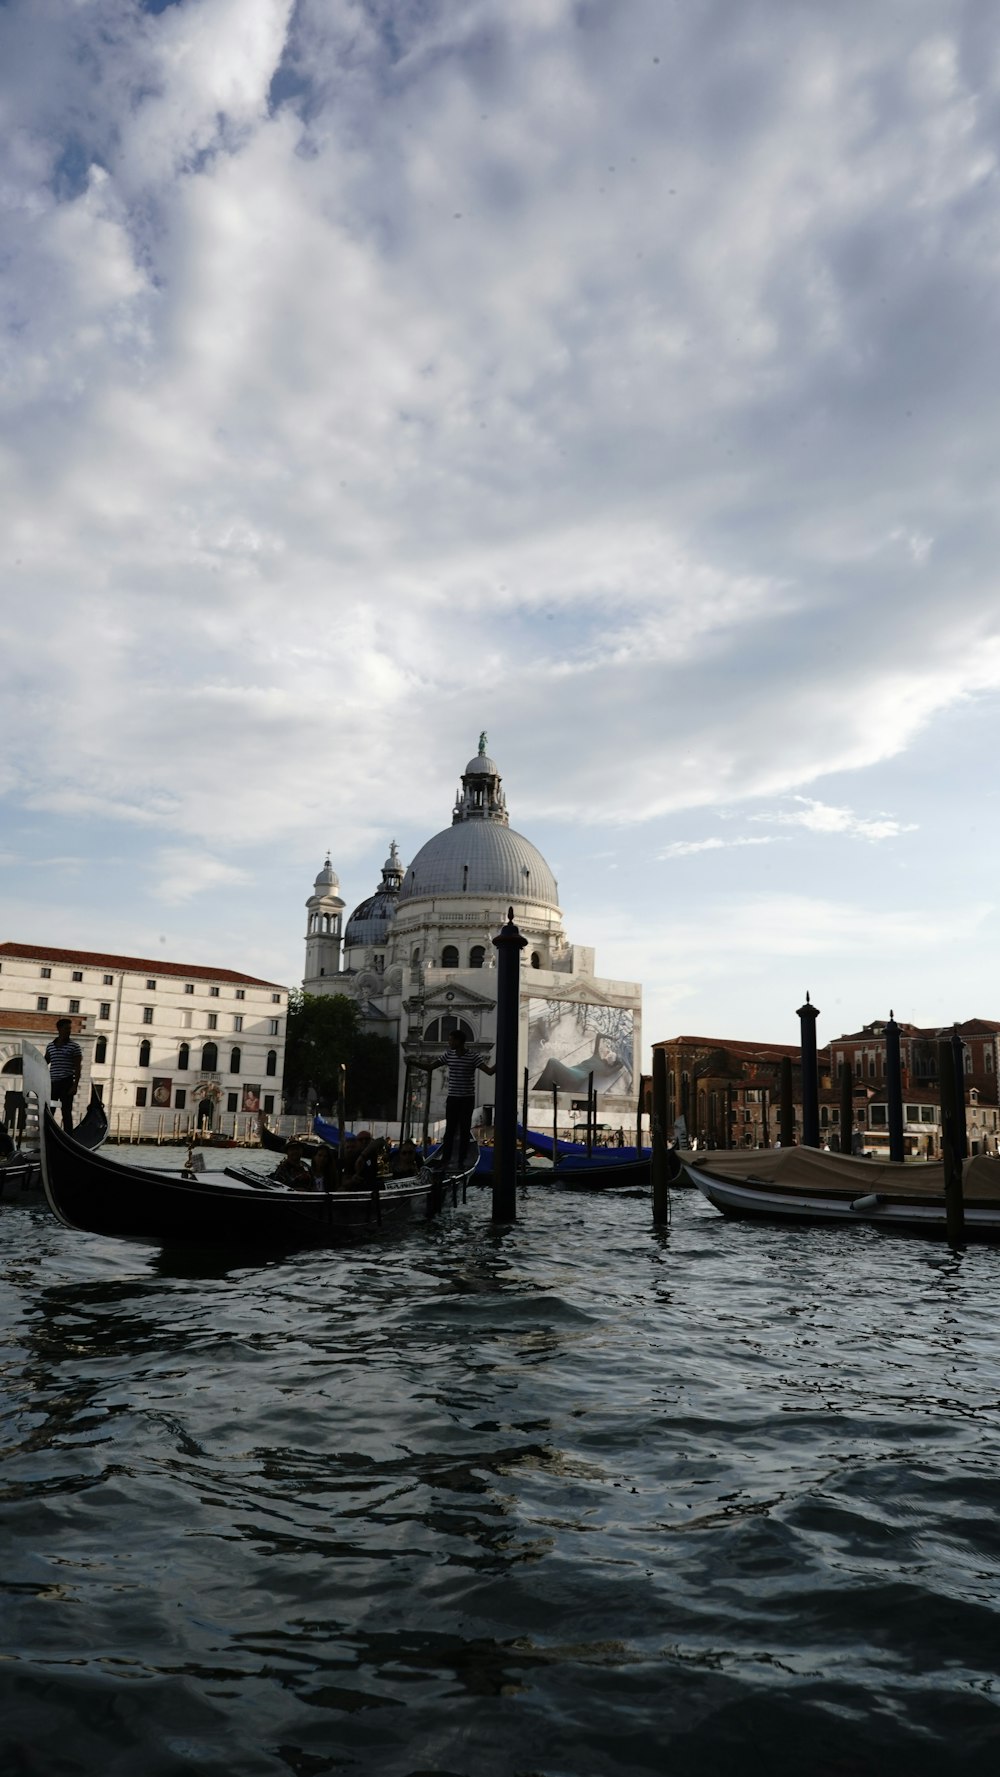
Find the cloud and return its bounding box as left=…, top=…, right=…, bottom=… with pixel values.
left=752, top=797, right=919, bottom=842
left=150, top=848, right=253, bottom=905
left=658, top=836, right=776, bottom=859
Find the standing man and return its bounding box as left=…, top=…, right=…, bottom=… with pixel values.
left=416, top=1030, right=495, bottom=1172
left=44, top=1018, right=82, bottom=1132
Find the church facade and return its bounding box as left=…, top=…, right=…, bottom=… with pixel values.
left=302, top=739, right=642, bottom=1132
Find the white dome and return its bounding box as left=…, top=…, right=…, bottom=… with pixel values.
left=398, top=821, right=558, bottom=906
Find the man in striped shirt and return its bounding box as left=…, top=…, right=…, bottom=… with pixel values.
left=418, top=1030, right=495, bottom=1172
left=44, top=1019, right=82, bottom=1131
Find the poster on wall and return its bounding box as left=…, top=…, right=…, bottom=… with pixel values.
left=527, top=999, right=635, bottom=1098
left=151, top=1077, right=172, bottom=1107
left=242, top=1084, right=262, bottom=1112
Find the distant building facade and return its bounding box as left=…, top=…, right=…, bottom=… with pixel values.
left=0, top=943, right=288, bottom=1137
left=654, top=1018, right=1000, bottom=1157
left=302, top=738, right=642, bottom=1130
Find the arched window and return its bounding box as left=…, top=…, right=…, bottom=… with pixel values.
left=530, top=951, right=541, bottom=969
left=411, top=946, right=420, bottom=965
left=470, top=946, right=485, bottom=968
left=441, top=945, right=460, bottom=968
left=201, top=1042, right=218, bottom=1072
left=423, top=1016, right=474, bottom=1043
left=139, top=1039, right=151, bottom=1068
left=95, top=1036, right=107, bottom=1065
left=266, top=1050, right=277, bottom=1077
left=230, top=1046, right=242, bottom=1074
left=177, top=1042, right=189, bottom=1071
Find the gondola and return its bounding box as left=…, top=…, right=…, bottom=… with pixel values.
left=39, top=1106, right=475, bottom=1248
left=679, top=1145, right=1000, bottom=1240
left=0, top=1088, right=108, bottom=1199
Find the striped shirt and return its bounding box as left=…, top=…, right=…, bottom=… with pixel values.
left=437, top=1051, right=487, bottom=1098
left=44, top=1039, right=81, bottom=1084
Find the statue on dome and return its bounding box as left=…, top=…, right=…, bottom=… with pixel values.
left=478, top=731, right=488, bottom=756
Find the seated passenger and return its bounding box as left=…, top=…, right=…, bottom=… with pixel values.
left=308, top=1145, right=335, bottom=1192
left=273, top=1142, right=310, bottom=1187
left=389, top=1138, right=420, bottom=1178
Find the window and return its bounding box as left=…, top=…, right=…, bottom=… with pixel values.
left=233, top=1015, right=243, bottom=1032
left=230, top=1046, right=242, bottom=1074
left=227, top=1092, right=238, bottom=1113
left=987, top=1051, right=994, bottom=1072
left=139, top=1039, right=151, bottom=1068
left=92, top=1082, right=104, bottom=1103
left=99, top=1002, right=111, bottom=1020
left=263, top=1093, right=275, bottom=1113
left=530, top=951, right=540, bottom=968
left=71, top=970, right=83, bottom=982
left=209, top=986, right=220, bottom=998
left=423, top=1016, right=474, bottom=1043
left=271, top=993, right=281, bottom=1004
left=870, top=1106, right=887, bottom=1125
left=175, top=1089, right=186, bottom=1110
left=185, top=983, right=195, bottom=994
left=178, top=1043, right=190, bottom=1071
left=146, top=979, right=157, bottom=990
left=69, top=999, right=80, bottom=1014
left=470, top=945, right=485, bottom=968
left=207, top=1012, right=218, bottom=1031
left=266, top=1049, right=277, bottom=1076
left=95, top=1036, right=107, bottom=1064
left=201, top=1042, right=218, bottom=1071
left=182, top=1010, right=192, bottom=1029
left=142, top=1006, right=153, bottom=1025
left=135, top=1086, right=147, bottom=1107
left=235, top=988, right=245, bottom=1001
left=103, top=974, right=114, bottom=985
left=868, top=1058, right=876, bottom=1078
left=442, top=945, right=460, bottom=968
left=36, top=996, right=48, bottom=1012
left=269, top=1019, right=279, bottom=1036
left=40, top=967, right=51, bottom=979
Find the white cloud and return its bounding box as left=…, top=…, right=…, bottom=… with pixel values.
left=658, top=836, right=776, bottom=859
left=752, top=797, right=919, bottom=843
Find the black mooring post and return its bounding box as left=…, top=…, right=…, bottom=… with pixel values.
left=779, top=1055, right=795, bottom=1147
left=635, top=1072, right=645, bottom=1155
left=492, top=907, right=527, bottom=1222
left=521, top=1066, right=529, bottom=1175
left=886, top=1011, right=905, bottom=1162
left=951, top=1028, right=968, bottom=1161
left=552, top=1084, right=558, bottom=1162
left=939, top=1036, right=965, bottom=1246
left=762, top=1085, right=770, bottom=1148
left=797, top=993, right=820, bottom=1147
left=421, top=1066, right=431, bottom=1155
left=839, top=1056, right=854, bottom=1154
left=726, top=1082, right=735, bottom=1150
left=337, top=1064, right=346, bottom=1151
left=586, top=1073, right=594, bottom=1157
left=401, top=1060, right=412, bottom=1146
left=652, top=1047, right=670, bottom=1225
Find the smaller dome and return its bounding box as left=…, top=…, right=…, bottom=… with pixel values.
left=314, top=855, right=339, bottom=892
left=465, top=753, right=499, bottom=777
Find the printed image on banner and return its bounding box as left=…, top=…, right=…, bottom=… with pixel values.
left=242, top=1084, right=262, bottom=1112
left=527, top=999, right=634, bottom=1097
left=151, top=1077, right=172, bottom=1107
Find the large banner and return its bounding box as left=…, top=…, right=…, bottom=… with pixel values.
left=151, top=1077, right=173, bottom=1108
left=527, top=999, right=635, bottom=1099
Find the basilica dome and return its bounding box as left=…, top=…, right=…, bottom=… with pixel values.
left=345, top=843, right=404, bottom=947
left=397, top=739, right=559, bottom=909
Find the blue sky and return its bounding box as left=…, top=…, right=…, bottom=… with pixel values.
left=2, top=0, right=999, bottom=1057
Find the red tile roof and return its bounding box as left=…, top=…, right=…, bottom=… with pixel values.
left=0, top=942, right=284, bottom=990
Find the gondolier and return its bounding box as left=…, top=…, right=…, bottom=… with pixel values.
left=416, top=1030, right=495, bottom=1172
left=43, top=1019, right=82, bottom=1132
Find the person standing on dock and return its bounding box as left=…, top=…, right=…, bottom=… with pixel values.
left=44, top=1018, right=82, bottom=1132
left=415, top=1030, right=495, bottom=1172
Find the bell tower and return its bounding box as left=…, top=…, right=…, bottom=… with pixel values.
left=304, top=856, right=345, bottom=988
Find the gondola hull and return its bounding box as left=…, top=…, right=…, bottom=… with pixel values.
left=40, top=1109, right=464, bottom=1248
left=1, top=1088, right=108, bottom=1198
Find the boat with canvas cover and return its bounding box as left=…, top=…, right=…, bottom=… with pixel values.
left=679, top=1145, right=1000, bottom=1239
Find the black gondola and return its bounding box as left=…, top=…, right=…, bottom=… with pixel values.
left=1, top=1089, right=109, bottom=1199
left=39, top=1107, right=474, bottom=1248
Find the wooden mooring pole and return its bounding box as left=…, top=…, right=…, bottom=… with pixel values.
left=885, top=1011, right=904, bottom=1162
left=492, top=907, right=527, bottom=1222
left=521, top=1066, right=529, bottom=1175
left=797, top=993, right=820, bottom=1148
left=939, top=1035, right=965, bottom=1246
left=651, top=1046, right=670, bottom=1225
left=839, top=1057, right=854, bottom=1154
left=779, top=1055, right=795, bottom=1148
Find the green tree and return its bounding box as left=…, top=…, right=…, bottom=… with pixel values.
left=283, top=993, right=399, bottom=1117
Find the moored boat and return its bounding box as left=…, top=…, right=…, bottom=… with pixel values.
left=680, top=1145, right=1000, bottom=1240
left=39, top=1108, right=475, bottom=1248
left=1, top=1088, right=109, bottom=1199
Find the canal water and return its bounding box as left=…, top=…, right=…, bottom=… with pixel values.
left=2, top=1154, right=999, bottom=1776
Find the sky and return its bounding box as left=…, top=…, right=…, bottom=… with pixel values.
left=2, top=0, right=1000, bottom=1060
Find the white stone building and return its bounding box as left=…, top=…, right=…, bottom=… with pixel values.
left=302, top=738, right=642, bottom=1132
left=0, top=943, right=288, bottom=1137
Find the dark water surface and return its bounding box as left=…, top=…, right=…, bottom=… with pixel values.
left=2, top=1155, right=999, bottom=1776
